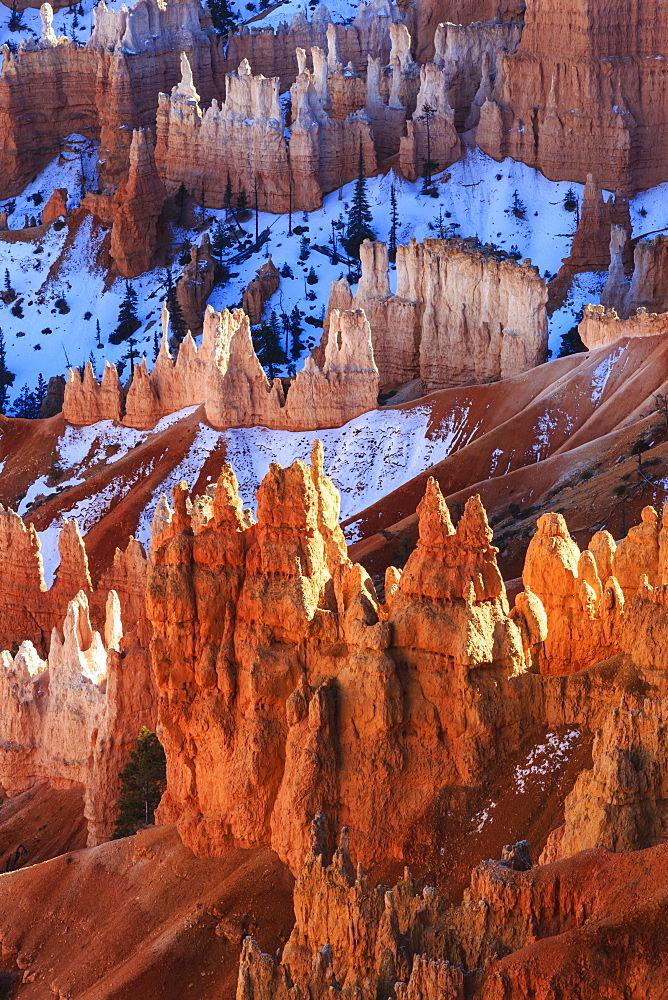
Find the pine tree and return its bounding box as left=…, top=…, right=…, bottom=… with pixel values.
left=418, top=103, right=439, bottom=194
left=206, top=0, right=239, bottom=36
left=4, top=269, right=10, bottom=292
left=388, top=182, right=398, bottom=263
left=0, top=330, right=15, bottom=413
left=288, top=305, right=304, bottom=361
left=8, top=0, right=24, bottom=31
left=165, top=269, right=187, bottom=346
left=253, top=310, right=286, bottom=379
left=8, top=373, right=46, bottom=419
left=343, top=142, right=376, bottom=261
left=224, top=172, right=233, bottom=210
left=112, top=728, right=166, bottom=839
left=236, top=188, right=249, bottom=215
left=95, top=318, right=102, bottom=347
left=110, top=282, right=141, bottom=344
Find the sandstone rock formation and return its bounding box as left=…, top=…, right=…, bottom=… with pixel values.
left=237, top=813, right=668, bottom=1000
left=242, top=256, right=280, bottom=325
left=475, top=0, right=668, bottom=194
left=40, top=187, right=68, bottom=226
left=554, top=174, right=631, bottom=291
left=175, top=235, right=217, bottom=337
left=579, top=303, right=668, bottom=349
left=325, top=237, right=548, bottom=389
left=542, top=698, right=668, bottom=863
left=145, top=459, right=571, bottom=870
left=602, top=227, right=668, bottom=319
left=0, top=506, right=146, bottom=654
left=155, top=50, right=377, bottom=213
left=0, top=588, right=156, bottom=845
left=65, top=303, right=379, bottom=432
left=0, top=0, right=220, bottom=198
left=107, top=128, right=165, bottom=278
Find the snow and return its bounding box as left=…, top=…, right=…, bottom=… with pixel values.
left=513, top=729, right=581, bottom=794
left=590, top=345, right=624, bottom=404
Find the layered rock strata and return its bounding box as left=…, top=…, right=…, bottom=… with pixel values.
left=579, top=303, right=668, bottom=349
left=148, top=460, right=546, bottom=868
left=475, top=0, right=668, bottom=194
left=0, top=0, right=220, bottom=197
left=64, top=304, right=379, bottom=432
left=0, top=506, right=146, bottom=654
left=602, top=227, right=668, bottom=319
left=326, top=237, right=548, bottom=389
left=0, top=589, right=156, bottom=845
left=237, top=818, right=668, bottom=1000
left=176, top=235, right=217, bottom=337
left=555, top=173, right=631, bottom=286
left=154, top=52, right=377, bottom=213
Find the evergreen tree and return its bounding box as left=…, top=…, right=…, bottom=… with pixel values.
left=95, top=318, right=102, bottom=347
left=110, top=282, right=141, bottom=345
left=4, top=269, right=10, bottom=292
left=165, top=269, right=187, bottom=346
left=418, top=103, right=438, bottom=194
left=206, top=0, right=239, bottom=36
left=8, top=0, right=24, bottom=31
left=343, top=143, right=375, bottom=261
left=253, top=310, right=286, bottom=379
left=288, top=305, right=304, bottom=361
left=388, top=182, right=398, bottom=263
left=224, top=172, right=233, bottom=210
left=112, top=728, right=166, bottom=839
left=236, top=188, right=249, bottom=215
left=8, top=373, right=46, bottom=419
left=0, top=330, right=15, bottom=413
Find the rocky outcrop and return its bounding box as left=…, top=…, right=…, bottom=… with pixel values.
left=0, top=506, right=146, bottom=655
left=326, top=237, right=548, bottom=389
left=398, top=62, right=460, bottom=181
left=522, top=513, right=621, bottom=676
left=0, top=0, right=220, bottom=198
left=242, top=256, right=280, bottom=326
left=475, top=0, right=668, bottom=194
left=40, top=187, right=68, bottom=226
left=0, top=589, right=156, bottom=845
left=579, top=304, right=668, bottom=349
left=66, top=304, right=379, bottom=432
left=108, top=128, right=165, bottom=278
left=64, top=360, right=123, bottom=424
left=146, top=458, right=564, bottom=870
left=175, top=235, right=217, bottom=337
left=602, top=228, right=668, bottom=319
left=542, top=698, right=668, bottom=863
left=555, top=174, right=631, bottom=287
left=237, top=816, right=668, bottom=1000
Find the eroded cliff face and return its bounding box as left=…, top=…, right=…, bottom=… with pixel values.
left=475, top=0, right=668, bottom=194
left=0, top=506, right=146, bottom=654
left=148, top=456, right=545, bottom=869
left=0, top=589, right=156, bottom=845
left=0, top=0, right=220, bottom=198
left=64, top=303, right=379, bottom=432
left=326, top=237, right=548, bottom=390
left=237, top=814, right=668, bottom=1000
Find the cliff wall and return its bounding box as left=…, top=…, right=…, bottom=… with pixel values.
left=326, top=237, right=548, bottom=390
left=0, top=589, right=156, bottom=845
left=475, top=0, right=668, bottom=194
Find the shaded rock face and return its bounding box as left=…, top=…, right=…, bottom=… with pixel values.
left=0, top=507, right=146, bottom=655
left=0, top=589, right=156, bottom=845
left=0, top=0, right=220, bottom=198
left=176, top=235, right=217, bottom=337
left=64, top=304, right=379, bottom=432
left=325, top=238, right=548, bottom=390
left=475, top=0, right=668, bottom=194
left=601, top=228, right=668, bottom=320
left=242, top=257, right=280, bottom=326
left=554, top=173, right=631, bottom=291
left=542, top=698, right=668, bottom=863
left=237, top=817, right=668, bottom=1000
left=40, top=187, right=68, bottom=226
